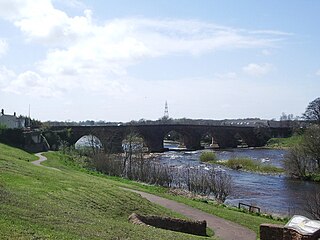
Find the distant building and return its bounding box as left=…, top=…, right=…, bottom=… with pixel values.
left=0, top=109, right=27, bottom=129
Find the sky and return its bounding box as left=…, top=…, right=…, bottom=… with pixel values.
left=0, top=0, right=319, bottom=122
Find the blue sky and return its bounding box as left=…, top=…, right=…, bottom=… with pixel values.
left=0, top=0, right=319, bottom=121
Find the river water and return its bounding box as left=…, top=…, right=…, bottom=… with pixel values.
left=158, top=145, right=320, bottom=217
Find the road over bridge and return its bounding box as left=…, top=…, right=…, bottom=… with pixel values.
left=50, top=120, right=294, bottom=152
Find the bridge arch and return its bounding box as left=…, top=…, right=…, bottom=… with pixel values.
left=75, top=134, right=103, bottom=153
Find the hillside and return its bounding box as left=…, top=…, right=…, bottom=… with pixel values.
left=0, top=143, right=209, bottom=239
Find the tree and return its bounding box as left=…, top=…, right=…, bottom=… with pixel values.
left=303, top=97, right=320, bottom=124
left=284, top=125, right=320, bottom=179
left=280, top=112, right=294, bottom=121
left=305, top=190, right=320, bottom=220
left=303, top=125, right=320, bottom=169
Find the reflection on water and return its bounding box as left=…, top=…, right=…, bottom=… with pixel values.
left=159, top=144, right=320, bottom=216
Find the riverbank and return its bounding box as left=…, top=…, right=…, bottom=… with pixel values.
left=265, top=134, right=303, bottom=149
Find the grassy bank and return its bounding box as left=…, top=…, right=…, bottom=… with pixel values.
left=0, top=143, right=210, bottom=239
left=266, top=134, right=303, bottom=149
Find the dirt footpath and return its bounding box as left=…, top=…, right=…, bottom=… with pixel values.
left=124, top=188, right=256, bottom=240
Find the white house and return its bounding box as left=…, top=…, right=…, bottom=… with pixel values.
left=0, top=109, right=27, bottom=129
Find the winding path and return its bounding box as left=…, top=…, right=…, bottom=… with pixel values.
left=32, top=152, right=60, bottom=171
left=123, top=188, right=256, bottom=240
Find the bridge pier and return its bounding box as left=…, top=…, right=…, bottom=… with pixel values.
left=144, top=136, right=165, bottom=152
left=213, top=130, right=239, bottom=149
left=183, top=134, right=203, bottom=150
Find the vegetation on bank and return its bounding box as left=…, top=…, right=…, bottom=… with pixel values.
left=266, top=134, right=303, bottom=149
left=283, top=125, right=320, bottom=182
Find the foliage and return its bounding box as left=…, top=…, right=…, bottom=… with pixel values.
left=200, top=151, right=217, bottom=162
left=302, top=97, right=320, bottom=123
left=303, top=125, right=320, bottom=168
left=219, top=157, right=284, bottom=174
left=0, top=128, right=24, bottom=147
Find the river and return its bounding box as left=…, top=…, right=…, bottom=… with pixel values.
left=158, top=145, right=320, bottom=217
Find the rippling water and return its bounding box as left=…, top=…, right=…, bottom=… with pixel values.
left=157, top=145, right=320, bottom=216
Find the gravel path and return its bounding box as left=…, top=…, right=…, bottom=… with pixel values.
left=124, top=188, right=257, bottom=240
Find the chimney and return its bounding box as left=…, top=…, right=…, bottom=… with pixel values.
left=14, top=112, right=16, bottom=117
left=1, top=109, right=3, bottom=115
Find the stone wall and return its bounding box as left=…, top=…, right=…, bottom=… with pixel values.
left=129, top=213, right=207, bottom=236
left=260, top=223, right=320, bottom=240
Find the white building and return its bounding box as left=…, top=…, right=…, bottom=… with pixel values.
left=0, top=109, right=27, bottom=129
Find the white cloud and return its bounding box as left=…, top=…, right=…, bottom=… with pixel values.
left=0, top=0, right=286, bottom=97
left=0, top=65, right=15, bottom=87
left=3, top=70, right=62, bottom=97
left=242, top=63, right=273, bottom=77
left=0, top=38, right=8, bottom=57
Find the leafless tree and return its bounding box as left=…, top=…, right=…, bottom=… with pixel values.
left=305, top=190, right=320, bottom=220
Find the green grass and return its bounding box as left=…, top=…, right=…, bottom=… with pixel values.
left=41, top=151, right=287, bottom=239
left=216, top=157, right=284, bottom=174
left=0, top=143, right=212, bottom=239
left=266, top=134, right=303, bottom=149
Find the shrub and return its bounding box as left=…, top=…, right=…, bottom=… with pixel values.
left=200, top=151, right=217, bottom=162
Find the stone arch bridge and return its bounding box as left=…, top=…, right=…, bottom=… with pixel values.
left=50, top=121, right=293, bottom=152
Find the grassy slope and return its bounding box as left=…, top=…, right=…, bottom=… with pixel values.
left=42, top=152, right=286, bottom=239
left=0, top=144, right=210, bottom=240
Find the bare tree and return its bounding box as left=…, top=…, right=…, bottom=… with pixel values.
left=305, top=190, right=320, bottom=220
left=303, top=97, right=320, bottom=124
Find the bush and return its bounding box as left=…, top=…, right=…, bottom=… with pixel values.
left=200, top=151, right=217, bottom=162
